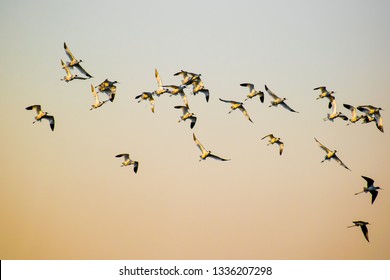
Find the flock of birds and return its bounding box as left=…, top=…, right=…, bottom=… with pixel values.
left=25, top=42, right=385, bottom=243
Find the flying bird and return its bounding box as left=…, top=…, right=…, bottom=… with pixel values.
left=219, top=98, right=253, bottom=123
left=163, top=84, right=189, bottom=108
left=240, top=83, right=264, bottom=103
left=135, top=92, right=155, bottom=113
left=193, top=133, right=230, bottom=161
left=174, top=70, right=193, bottom=85
left=265, top=85, right=298, bottom=113
left=174, top=105, right=197, bottom=129
left=154, top=68, right=169, bottom=96
left=60, top=59, right=87, bottom=82
left=63, top=42, right=93, bottom=78
left=314, top=138, right=350, bottom=170
left=25, top=105, right=55, bottom=131
left=192, top=78, right=210, bottom=102
left=324, top=98, right=348, bottom=122
left=261, top=134, right=284, bottom=155
left=347, top=221, right=370, bottom=242
left=115, top=154, right=139, bottom=173
left=89, top=84, right=108, bottom=110
left=313, top=86, right=335, bottom=109
left=96, top=79, right=118, bottom=102
left=343, top=104, right=364, bottom=125
left=357, top=105, right=384, bottom=133
left=355, top=176, right=383, bottom=204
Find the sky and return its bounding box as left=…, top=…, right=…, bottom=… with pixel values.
left=0, top=0, right=389, bottom=259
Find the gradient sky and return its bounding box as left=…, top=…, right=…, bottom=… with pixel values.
left=1, top=0, right=389, bottom=259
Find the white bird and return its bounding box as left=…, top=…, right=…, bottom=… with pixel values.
left=63, top=42, right=93, bottom=78
left=192, top=78, right=210, bottom=102
left=193, top=133, right=230, bottom=161
left=324, top=98, right=348, bottom=122
left=240, top=83, right=264, bottom=103
left=135, top=92, right=155, bottom=113
left=314, top=138, right=350, bottom=171
left=219, top=98, right=253, bottom=123
left=96, top=79, right=118, bottom=102
left=261, top=134, right=284, bottom=155
left=61, top=59, right=87, bottom=82
left=90, top=84, right=108, bottom=110
left=25, top=105, right=55, bottom=131
left=174, top=70, right=194, bottom=85
left=174, top=105, right=197, bottom=129
left=343, top=104, right=364, bottom=125
left=115, top=154, right=139, bottom=173
left=163, top=84, right=189, bottom=108
left=357, top=105, right=384, bottom=133
left=355, top=176, right=383, bottom=204
left=154, top=68, right=169, bottom=96
left=313, top=86, right=335, bottom=109
left=347, top=221, right=370, bottom=242
left=265, top=85, right=299, bottom=113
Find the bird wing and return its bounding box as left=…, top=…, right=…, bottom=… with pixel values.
left=238, top=106, right=253, bottom=122
left=189, top=116, right=197, bottom=129
left=133, top=161, right=139, bottom=173
left=64, top=42, right=76, bottom=61
left=313, top=86, right=326, bottom=93
left=374, top=112, right=384, bottom=132
left=26, top=105, right=41, bottom=114
left=149, top=97, right=155, bottom=113
left=199, top=88, right=209, bottom=102
left=278, top=141, right=284, bottom=155
left=281, top=101, right=298, bottom=113
left=360, top=224, right=369, bottom=242
left=91, top=84, right=98, bottom=98
left=264, top=85, right=279, bottom=100
left=240, top=83, right=254, bottom=92
left=116, top=154, right=129, bottom=161
left=361, top=176, right=374, bottom=187
left=208, top=153, right=230, bottom=161
left=75, top=64, right=92, bottom=78
left=261, top=134, right=273, bottom=140
left=370, top=190, right=378, bottom=204
left=42, top=115, right=55, bottom=131
left=314, top=138, right=331, bottom=154
left=61, top=59, right=71, bottom=76
left=193, top=133, right=207, bottom=154
left=174, top=105, right=189, bottom=115
left=333, top=154, right=350, bottom=171
left=219, top=98, right=239, bottom=104
left=155, top=68, right=164, bottom=87
left=357, top=106, right=371, bottom=114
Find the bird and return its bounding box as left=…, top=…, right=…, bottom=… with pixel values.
left=115, top=154, right=139, bottom=173
left=192, top=78, right=210, bottom=102
left=261, top=134, right=284, bottom=155
left=240, top=83, right=264, bottom=103
left=154, top=68, right=169, bottom=96
left=135, top=92, right=155, bottom=113
left=347, top=221, right=370, bottom=242
left=60, top=59, right=87, bottom=82
left=324, top=98, right=348, bottom=122
left=355, top=176, right=383, bottom=204
left=362, top=114, right=376, bottom=124
left=96, top=79, right=118, bottom=102
left=265, top=85, right=299, bottom=113
left=314, top=138, right=350, bottom=170
left=25, top=105, right=55, bottom=131
left=174, top=105, right=197, bottom=129
left=313, top=86, right=336, bottom=109
left=343, top=104, right=364, bottom=125
left=163, top=84, right=189, bottom=108
left=219, top=98, right=253, bottom=123
left=174, top=70, right=195, bottom=85
left=63, top=42, right=93, bottom=78
left=357, top=105, right=384, bottom=133
left=193, top=133, right=230, bottom=161
left=90, top=84, right=108, bottom=110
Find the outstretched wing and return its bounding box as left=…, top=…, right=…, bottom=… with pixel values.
left=314, top=138, right=331, bottom=154
left=64, top=42, right=75, bottom=61
left=240, top=83, right=254, bottom=92
left=75, top=64, right=93, bottom=78
left=208, top=153, right=230, bottom=161
left=238, top=106, right=253, bottom=123
left=360, top=224, right=369, bottom=242
left=261, top=134, right=274, bottom=140
left=219, top=98, right=240, bottom=104
left=361, top=176, right=374, bottom=187
left=42, top=115, right=55, bottom=131
left=116, top=154, right=129, bottom=161
left=193, top=133, right=207, bottom=154
left=281, top=101, right=299, bottom=113
left=333, top=154, right=351, bottom=171
left=264, top=85, right=279, bottom=100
